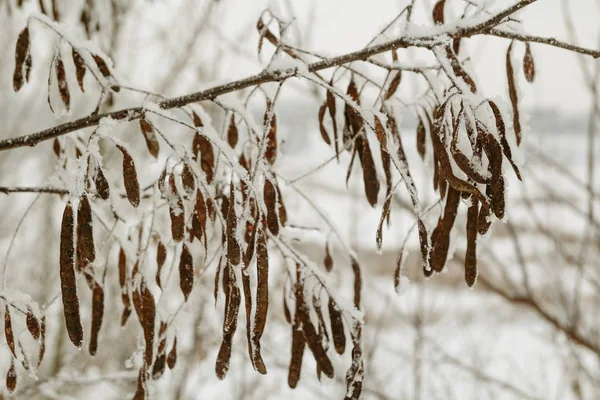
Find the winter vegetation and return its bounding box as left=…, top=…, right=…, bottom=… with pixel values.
left=0, top=0, right=599, bottom=399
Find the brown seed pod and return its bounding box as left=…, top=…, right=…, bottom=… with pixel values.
left=92, top=54, right=111, bottom=78
left=385, top=70, right=402, bottom=100
left=179, top=243, right=194, bottom=301
left=324, top=240, right=333, bottom=272
left=288, top=311, right=306, bottom=388
left=263, top=178, right=280, bottom=236
left=116, top=145, right=140, bottom=208
left=215, top=265, right=240, bottom=380
left=351, top=257, right=362, bottom=309
left=55, top=52, right=70, bottom=110
left=13, top=27, right=30, bottom=92
left=155, top=240, right=167, bottom=289
left=169, top=190, right=185, bottom=243
left=376, top=196, right=392, bottom=252
left=465, top=198, right=479, bottom=287
left=93, top=160, right=110, bottom=200
left=37, top=316, right=46, bottom=367
left=326, top=81, right=340, bottom=159
left=181, top=164, right=195, bottom=196
left=432, top=0, right=445, bottom=24
left=77, top=194, right=95, bottom=265
left=488, top=101, right=522, bottom=180
left=429, top=187, right=461, bottom=272
left=479, top=126, right=505, bottom=219
left=6, top=359, right=16, bottom=393
left=274, top=179, right=287, bottom=227
left=329, top=298, right=346, bottom=355
left=26, top=306, right=40, bottom=341
left=139, top=119, right=160, bottom=159
left=418, top=219, right=432, bottom=277
left=506, top=42, right=522, bottom=145
left=380, top=139, right=392, bottom=226
left=345, top=79, right=364, bottom=135
left=192, top=133, right=215, bottom=183
left=72, top=48, right=86, bottom=92
left=477, top=201, right=492, bottom=235
left=416, top=117, right=427, bottom=159
left=167, top=337, right=178, bottom=369
left=373, top=115, right=388, bottom=152
left=313, top=296, right=330, bottom=355
left=283, top=287, right=292, bottom=325
left=344, top=321, right=365, bottom=400
left=227, top=182, right=242, bottom=266
left=253, top=230, right=269, bottom=364
left=89, top=282, right=104, bottom=356
left=444, top=45, right=477, bottom=93
left=394, top=249, right=404, bottom=293
left=227, top=114, right=238, bottom=148
left=523, top=42, right=535, bottom=83
left=356, top=135, right=380, bottom=207
left=318, top=102, right=331, bottom=145
left=152, top=347, right=166, bottom=380
left=60, top=202, right=84, bottom=348
left=5, top=305, right=16, bottom=358
left=192, top=111, right=203, bottom=127
left=264, top=100, right=278, bottom=165
left=133, top=279, right=156, bottom=366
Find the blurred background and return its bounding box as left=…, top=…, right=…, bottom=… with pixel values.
left=1, top=0, right=599, bottom=399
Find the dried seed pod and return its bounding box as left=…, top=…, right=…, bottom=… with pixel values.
left=117, top=146, right=140, bottom=208
left=324, top=240, right=333, bottom=272
left=92, top=54, right=111, bottom=78
left=72, top=48, right=86, bottom=92
left=318, top=102, right=331, bottom=145
left=227, top=182, right=242, bottom=266
left=77, top=194, right=95, bottom=265
left=181, top=164, right=195, bottom=196
left=155, top=241, right=167, bottom=289
left=356, top=135, right=380, bottom=207
left=263, top=178, right=280, bottom=236
left=416, top=117, right=427, bottom=159
left=227, top=114, right=238, bottom=148
left=429, top=187, right=461, bottom=272
left=351, top=258, right=362, bottom=309
left=26, top=306, right=40, bottom=341
left=13, top=27, right=30, bottom=92
left=418, top=219, right=432, bottom=277
left=394, top=249, right=404, bottom=294
left=37, top=316, right=46, bottom=367
left=215, top=265, right=240, bottom=380
left=253, top=230, right=268, bottom=367
left=167, top=337, right=177, bottom=369
left=56, top=52, right=70, bottom=110
left=93, top=161, right=110, bottom=200
left=152, top=348, right=166, bottom=380
left=344, top=321, right=364, bottom=400
left=329, top=298, right=346, bottom=354
left=288, top=312, right=306, bottom=388
left=169, top=189, right=185, bottom=243
left=313, top=296, right=330, bottom=354
left=179, top=244, right=194, bottom=301
left=433, top=0, right=445, bottom=24
left=283, top=287, right=292, bottom=324
left=119, top=250, right=132, bottom=327
left=480, top=126, right=505, bottom=219
left=192, top=133, right=215, bottom=183
left=5, top=305, right=16, bottom=358
left=376, top=195, right=392, bottom=252
left=6, top=359, right=16, bottom=393
left=488, top=101, right=522, bottom=180
left=139, top=118, right=160, bottom=159
left=506, top=42, right=522, bottom=145
left=274, top=179, right=287, bottom=227
left=264, top=100, right=278, bottom=164
left=384, top=70, right=402, bottom=100
left=373, top=115, right=388, bottom=152
left=89, top=282, right=104, bottom=356
left=326, top=81, right=340, bottom=158
left=380, top=141, right=392, bottom=225
left=443, top=46, right=477, bottom=93
left=345, top=79, right=364, bottom=135
left=477, top=202, right=493, bottom=235
left=523, top=42, right=535, bottom=83
left=60, top=202, right=84, bottom=348
left=465, top=198, right=479, bottom=287
left=132, top=280, right=156, bottom=365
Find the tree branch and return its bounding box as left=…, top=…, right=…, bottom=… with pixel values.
left=2, top=0, right=597, bottom=152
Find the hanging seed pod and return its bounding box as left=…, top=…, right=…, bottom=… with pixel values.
left=181, top=164, right=195, bottom=196
left=523, top=42, right=535, bottom=83
left=72, top=48, right=87, bottom=92
left=60, top=202, right=84, bottom=348
left=132, top=280, right=156, bottom=366
left=226, top=182, right=242, bottom=266
left=92, top=54, right=111, bottom=78
left=167, top=337, right=178, bottom=369
left=26, top=306, right=40, bottom=341
left=356, top=135, right=380, bottom=207
left=227, top=114, right=238, bottom=148
left=329, top=298, right=346, bottom=354
left=179, top=244, right=194, bottom=301
left=192, top=133, right=215, bottom=183
left=288, top=312, right=306, bottom=388
left=155, top=240, right=167, bottom=289
left=56, top=52, right=70, bottom=110
left=376, top=196, right=392, bottom=252
left=506, top=42, right=522, bottom=145
left=351, top=257, right=362, bottom=309
left=37, top=315, right=46, bottom=367
left=318, top=102, right=331, bottom=145
left=117, top=145, right=140, bottom=208
left=429, top=187, right=461, bottom=272
left=488, top=101, right=522, bottom=180
left=416, top=118, right=427, bottom=159
left=324, top=240, right=333, bottom=272
left=215, top=265, right=240, bottom=380
left=465, top=198, right=479, bottom=287
left=93, top=160, right=110, bottom=200
left=432, top=0, right=446, bottom=24
left=5, top=305, right=16, bottom=358
left=77, top=194, right=95, bottom=264
left=253, top=229, right=268, bottom=370
left=169, top=185, right=185, bottom=242
left=139, top=118, right=160, bottom=159
left=13, top=27, right=30, bottom=92
left=89, top=282, right=104, bottom=356
left=384, top=70, right=402, bottom=100
left=6, top=359, right=16, bottom=393
left=263, top=178, right=280, bottom=236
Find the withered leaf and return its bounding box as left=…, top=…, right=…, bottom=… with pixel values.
left=56, top=52, right=70, bottom=111
left=227, top=114, right=238, bottom=148
left=139, top=119, right=160, bottom=159
left=77, top=194, right=95, bottom=265
left=156, top=241, right=167, bottom=289
left=192, top=133, right=215, bottom=183
left=329, top=298, right=346, bottom=354
left=179, top=243, right=194, bottom=301
left=192, top=111, right=203, bottom=127
left=6, top=359, right=16, bottom=393
left=117, top=145, right=140, bottom=208
left=465, top=198, right=479, bottom=287
left=506, top=42, right=522, bottom=145
left=5, top=305, right=16, bottom=358
left=13, top=27, right=30, bottom=92
left=385, top=70, right=402, bottom=100
left=72, top=48, right=86, bottom=92
left=26, top=306, right=40, bottom=341
left=523, top=42, right=535, bottom=83
left=60, top=202, right=84, bottom=348
left=167, top=337, right=177, bottom=369
left=89, top=282, right=104, bottom=356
